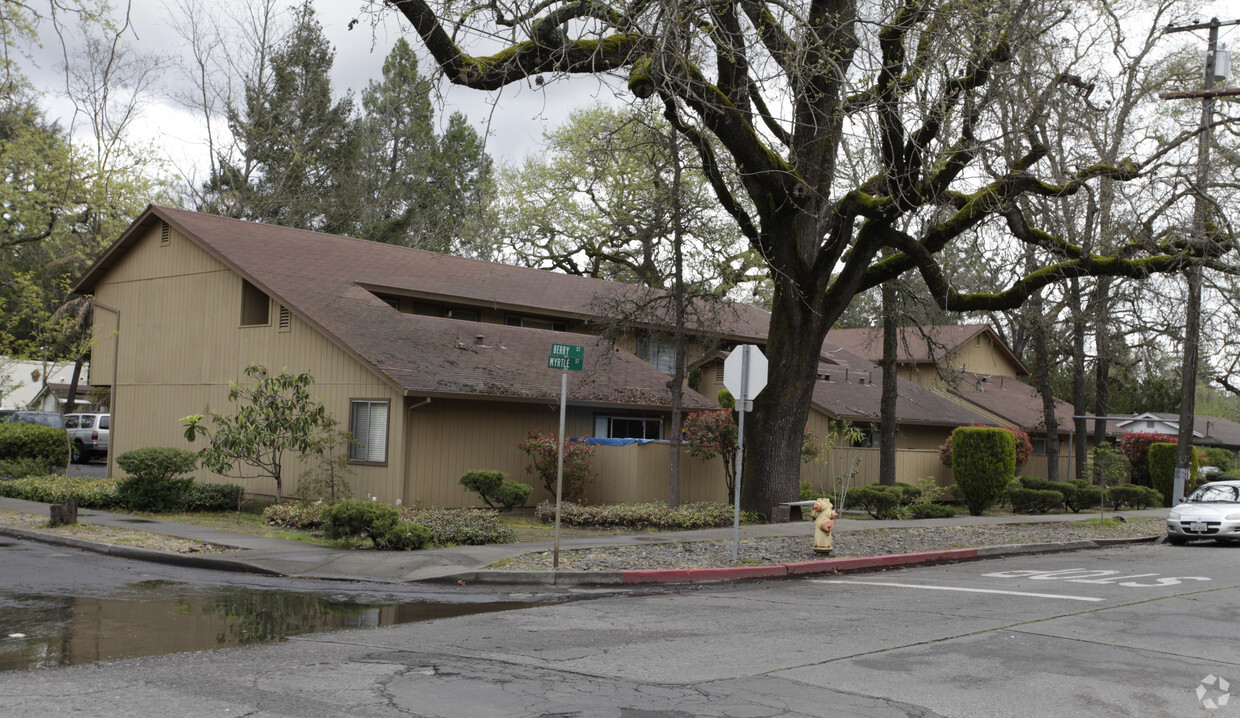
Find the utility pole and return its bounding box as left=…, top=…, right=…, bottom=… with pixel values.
left=1161, top=17, right=1239, bottom=502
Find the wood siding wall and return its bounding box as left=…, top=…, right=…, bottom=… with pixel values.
left=90, top=223, right=404, bottom=500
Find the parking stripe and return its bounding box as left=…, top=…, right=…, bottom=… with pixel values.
left=812, top=579, right=1104, bottom=602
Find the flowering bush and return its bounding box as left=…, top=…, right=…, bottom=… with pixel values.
left=939, top=424, right=1032, bottom=469
left=685, top=410, right=818, bottom=503
left=1117, top=432, right=1175, bottom=487
left=518, top=431, right=596, bottom=502
left=535, top=500, right=759, bottom=529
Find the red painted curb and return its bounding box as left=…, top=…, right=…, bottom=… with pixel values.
left=623, top=564, right=788, bottom=584
left=784, top=548, right=979, bottom=576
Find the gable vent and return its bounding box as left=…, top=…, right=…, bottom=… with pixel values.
left=278, top=305, right=291, bottom=331
left=160, top=221, right=171, bottom=246
left=715, top=364, right=724, bottom=382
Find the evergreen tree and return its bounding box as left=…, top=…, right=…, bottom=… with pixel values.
left=222, top=0, right=353, bottom=230
left=344, top=38, right=493, bottom=254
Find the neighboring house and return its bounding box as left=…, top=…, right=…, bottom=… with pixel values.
left=695, top=343, right=996, bottom=488
left=74, top=206, right=755, bottom=507
left=1112, top=413, right=1240, bottom=456
left=0, top=358, right=94, bottom=413
left=826, top=324, right=1102, bottom=481
left=827, top=324, right=1027, bottom=390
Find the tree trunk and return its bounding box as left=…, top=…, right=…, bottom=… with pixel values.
left=1069, top=279, right=1089, bottom=482
left=1031, top=306, right=1060, bottom=482
left=741, top=278, right=832, bottom=515
left=1092, top=277, right=1112, bottom=444
left=879, top=281, right=898, bottom=486
left=64, top=356, right=85, bottom=414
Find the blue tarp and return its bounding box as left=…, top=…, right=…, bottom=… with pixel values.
left=578, top=438, right=661, bottom=446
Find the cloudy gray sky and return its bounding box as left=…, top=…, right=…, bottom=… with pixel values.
left=22, top=0, right=621, bottom=186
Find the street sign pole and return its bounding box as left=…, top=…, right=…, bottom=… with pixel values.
left=732, top=347, right=750, bottom=562
left=546, top=343, right=582, bottom=571
left=554, top=368, right=566, bottom=569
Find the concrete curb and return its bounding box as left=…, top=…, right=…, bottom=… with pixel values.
left=434, top=535, right=1162, bottom=587
left=0, top=525, right=285, bottom=576
left=0, top=522, right=1161, bottom=587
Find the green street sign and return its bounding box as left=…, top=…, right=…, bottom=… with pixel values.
left=550, top=343, right=584, bottom=359
left=547, top=356, right=583, bottom=371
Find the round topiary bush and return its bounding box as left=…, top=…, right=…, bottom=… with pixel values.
left=951, top=426, right=1016, bottom=516
left=115, top=447, right=200, bottom=512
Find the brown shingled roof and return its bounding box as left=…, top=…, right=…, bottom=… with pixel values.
left=827, top=324, right=1028, bottom=375
left=948, top=371, right=1075, bottom=433
left=75, top=206, right=726, bottom=410
left=810, top=344, right=993, bottom=426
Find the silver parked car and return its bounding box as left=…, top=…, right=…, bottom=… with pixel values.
left=64, top=412, right=110, bottom=464
left=1165, top=480, right=1240, bottom=545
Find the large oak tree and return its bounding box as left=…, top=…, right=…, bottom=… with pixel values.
left=381, top=0, right=1231, bottom=513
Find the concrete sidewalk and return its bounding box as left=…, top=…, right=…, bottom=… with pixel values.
left=0, top=496, right=1166, bottom=586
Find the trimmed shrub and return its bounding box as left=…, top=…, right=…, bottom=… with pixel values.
left=849, top=485, right=905, bottom=519
left=492, top=481, right=532, bottom=510
left=0, top=457, right=58, bottom=480
left=1064, top=480, right=1104, bottom=512
left=905, top=502, right=957, bottom=519
left=849, top=486, right=900, bottom=519
left=179, top=482, right=244, bottom=512
left=0, top=423, right=68, bottom=475
left=115, top=447, right=199, bottom=513
left=320, top=499, right=429, bottom=550
left=401, top=507, right=517, bottom=545
left=1015, top=476, right=1103, bottom=512
left=458, top=469, right=532, bottom=511
left=951, top=427, right=1016, bottom=516
left=939, top=424, right=1032, bottom=470
left=1108, top=484, right=1162, bottom=510
left=263, top=501, right=325, bottom=529
left=1009, top=487, right=1063, bottom=514
left=1147, top=442, right=1178, bottom=507
left=372, top=519, right=431, bottom=550
left=321, top=499, right=400, bottom=541
left=0, top=475, right=122, bottom=508
left=535, top=500, right=755, bottom=529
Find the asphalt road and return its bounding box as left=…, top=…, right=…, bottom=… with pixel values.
left=1, top=540, right=1236, bottom=717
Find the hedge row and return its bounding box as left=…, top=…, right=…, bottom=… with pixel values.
left=535, top=500, right=757, bottom=529
left=260, top=502, right=516, bottom=546
left=0, top=474, right=241, bottom=512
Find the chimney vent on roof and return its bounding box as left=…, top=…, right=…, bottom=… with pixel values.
left=475, top=335, right=485, bottom=345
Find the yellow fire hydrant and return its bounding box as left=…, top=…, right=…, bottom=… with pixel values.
left=810, top=498, right=838, bottom=554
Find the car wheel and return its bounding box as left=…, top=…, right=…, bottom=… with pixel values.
left=1166, top=534, right=1188, bottom=546
left=71, top=440, right=84, bottom=464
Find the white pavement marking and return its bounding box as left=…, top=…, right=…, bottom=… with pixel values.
left=812, top=579, right=1104, bottom=602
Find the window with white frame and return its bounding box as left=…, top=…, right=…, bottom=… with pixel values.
left=595, top=415, right=663, bottom=440
left=349, top=400, right=389, bottom=463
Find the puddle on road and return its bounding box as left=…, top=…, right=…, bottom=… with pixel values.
left=115, top=518, right=158, bottom=524
left=0, top=583, right=537, bottom=671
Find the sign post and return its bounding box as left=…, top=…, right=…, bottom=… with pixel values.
left=548, top=343, right=583, bottom=569
left=722, top=345, right=768, bottom=562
